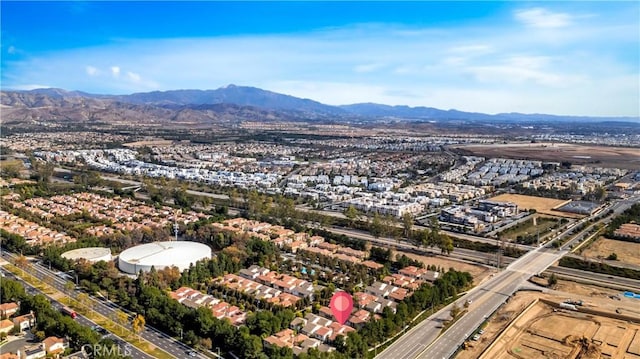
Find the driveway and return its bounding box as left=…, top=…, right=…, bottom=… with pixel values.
left=0, top=333, right=36, bottom=355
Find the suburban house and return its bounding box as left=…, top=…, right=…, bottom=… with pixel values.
left=17, top=343, right=46, bottom=359
left=12, top=313, right=35, bottom=333
left=0, top=319, right=14, bottom=334
left=43, top=336, right=68, bottom=357
left=0, top=302, right=19, bottom=318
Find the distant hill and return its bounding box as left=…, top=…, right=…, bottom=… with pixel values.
left=339, top=103, right=494, bottom=121
left=339, top=103, right=637, bottom=123
left=106, top=84, right=347, bottom=116
left=3, top=85, right=638, bottom=124
left=0, top=90, right=303, bottom=125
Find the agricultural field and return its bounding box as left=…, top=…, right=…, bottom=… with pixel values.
left=581, top=237, right=640, bottom=267
left=489, top=193, right=581, bottom=218
left=456, top=142, right=640, bottom=170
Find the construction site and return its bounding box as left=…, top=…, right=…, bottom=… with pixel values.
left=457, top=284, right=640, bottom=359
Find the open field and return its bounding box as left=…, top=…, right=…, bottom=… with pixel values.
left=489, top=193, right=582, bottom=218
left=122, top=139, right=174, bottom=147
left=582, top=237, right=640, bottom=266
left=397, top=251, right=493, bottom=283
left=455, top=142, right=640, bottom=170
left=458, top=280, right=640, bottom=359
left=498, top=215, right=564, bottom=244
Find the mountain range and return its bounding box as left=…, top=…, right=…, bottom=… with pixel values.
left=1, top=85, right=638, bottom=125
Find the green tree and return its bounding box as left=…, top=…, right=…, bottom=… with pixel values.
left=30, top=159, right=54, bottom=183
left=450, top=302, right=461, bottom=319
left=371, top=213, right=383, bottom=238
left=344, top=205, right=358, bottom=227
left=0, top=278, right=27, bottom=303
left=0, top=161, right=23, bottom=178
left=402, top=212, right=414, bottom=238
left=438, top=234, right=454, bottom=255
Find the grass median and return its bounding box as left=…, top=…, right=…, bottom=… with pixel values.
left=4, top=264, right=174, bottom=359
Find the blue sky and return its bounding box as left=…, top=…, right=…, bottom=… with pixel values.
left=2, top=1, right=638, bottom=116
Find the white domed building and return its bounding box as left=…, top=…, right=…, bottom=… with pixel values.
left=62, top=247, right=112, bottom=263
left=118, top=241, right=211, bottom=275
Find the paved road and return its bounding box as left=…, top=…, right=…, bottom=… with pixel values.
left=378, top=196, right=639, bottom=359
left=546, top=266, right=640, bottom=292
left=376, top=246, right=565, bottom=359
left=0, top=334, right=35, bottom=356
left=2, top=252, right=212, bottom=359
left=0, top=266, right=151, bottom=359
left=325, top=226, right=518, bottom=267
left=100, top=175, right=230, bottom=200
left=414, top=247, right=567, bottom=359
left=301, top=207, right=536, bottom=251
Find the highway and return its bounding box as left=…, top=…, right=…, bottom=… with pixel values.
left=378, top=195, right=640, bottom=359
left=0, top=265, right=153, bottom=359
left=377, top=246, right=566, bottom=359
left=546, top=266, right=640, bottom=292
left=325, top=226, right=520, bottom=266
left=2, top=251, right=212, bottom=359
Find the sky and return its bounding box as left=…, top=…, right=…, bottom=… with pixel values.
left=1, top=1, right=639, bottom=117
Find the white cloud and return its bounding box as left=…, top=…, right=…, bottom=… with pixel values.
left=465, top=55, right=587, bottom=87
left=126, top=71, right=141, bottom=82
left=110, top=66, right=120, bottom=77
left=85, top=66, right=98, bottom=76
left=269, top=80, right=394, bottom=105
left=7, top=84, right=52, bottom=91
left=1, top=9, right=637, bottom=116
left=515, top=8, right=573, bottom=29
left=447, top=44, right=493, bottom=55
left=354, top=63, right=383, bottom=73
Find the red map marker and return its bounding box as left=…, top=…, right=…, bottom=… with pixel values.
left=330, top=292, right=353, bottom=325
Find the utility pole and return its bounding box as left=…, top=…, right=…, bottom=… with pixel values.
left=497, top=237, right=504, bottom=269
left=533, top=216, right=540, bottom=247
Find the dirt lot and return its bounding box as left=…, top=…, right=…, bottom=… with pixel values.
left=490, top=193, right=583, bottom=218
left=458, top=280, right=640, bottom=359
left=123, top=139, right=174, bottom=147
left=455, top=142, right=640, bottom=170
left=582, top=237, right=640, bottom=266
left=397, top=251, right=493, bottom=284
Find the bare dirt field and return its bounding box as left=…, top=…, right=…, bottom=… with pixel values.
left=123, top=139, right=174, bottom=147
left=455, top=142, right=640, bottom=170
left=490, top=193, right=582, bottom=218
left=458, top=281, right=640, bottom=359
left=397, top=251, right=493, bottom=284
left=582, top=237, right=640, bottom=266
